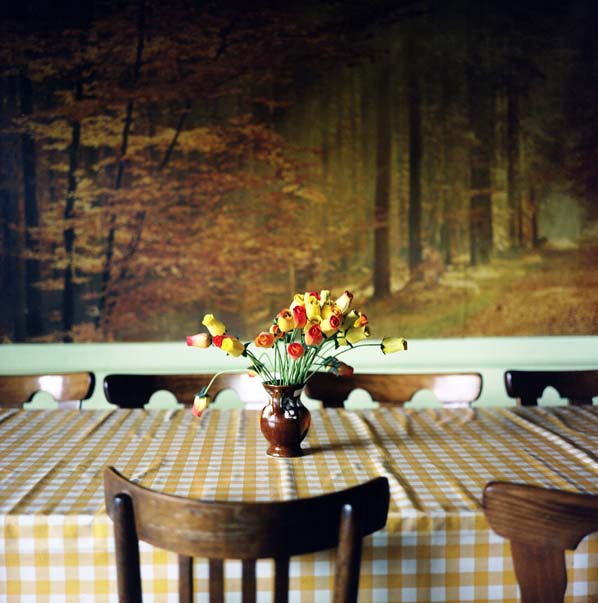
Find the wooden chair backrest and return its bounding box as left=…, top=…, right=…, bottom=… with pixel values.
left=504, top=369, right=598, bottom=406
left=104, top=466, right=389, bottom=603
left=483, top=481, right=598, bottom=603
left=304, top=372, right=482, bottom=408
left=0, top=372, right=95, bottom=409
left=103, top=373, right=267, bottom=408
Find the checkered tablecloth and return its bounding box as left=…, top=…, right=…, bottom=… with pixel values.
left=1, top=406, right=597, bottom=602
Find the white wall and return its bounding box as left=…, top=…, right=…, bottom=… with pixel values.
left=1, top=336, right=597, bottom=408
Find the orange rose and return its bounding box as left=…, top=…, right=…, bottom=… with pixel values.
left=254, top=331, right=275, bottom=348
left=269, top=323, right=284, bottom=339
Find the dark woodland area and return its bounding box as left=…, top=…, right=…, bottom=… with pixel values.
left=1, top=0, right=597, bottom=342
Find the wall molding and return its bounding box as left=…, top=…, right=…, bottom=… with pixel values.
left=1, top=337, right=596, bottom=408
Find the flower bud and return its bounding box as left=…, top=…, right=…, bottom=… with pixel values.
left=192, top=394, right=210, bottom=417
left=221, top=336, right=245, bottom=357
left=381, top=337, right=408, bottom=354
left=202, top=314, right=226, bottom=336
left=345, top=325, right=370, bottom=344
left=186, top=333, right=211, bottom=348
left=335, top=290, right=354, bottom=314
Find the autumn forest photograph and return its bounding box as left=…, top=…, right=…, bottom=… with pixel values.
left=1, top=0, right=597, bottom=343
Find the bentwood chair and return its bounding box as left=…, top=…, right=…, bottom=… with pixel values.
left=483, top=481, right=598, bottom=603
left=504, top=369, right=598, bottom=406
left=0, top=372, right=95, bottom=409
left=304, top=372, right=483, bottom=408
left=104, top=466, right=390, bottom=603
left=103, top=373, right=267, bottom=408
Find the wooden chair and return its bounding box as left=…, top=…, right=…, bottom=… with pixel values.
left=0, top=372, right=95, bottom=409
left=304, top=372, right=482, bottom=408
left=504, top=369, right=598, bottom=406
left=103, top=373, right=269, bottom=408
left=483, top=481, right=598, bottom=603
left=104, top=466, right=389, bottom=603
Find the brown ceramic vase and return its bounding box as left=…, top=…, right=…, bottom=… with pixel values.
left=259, top=383, right=311, bottom=458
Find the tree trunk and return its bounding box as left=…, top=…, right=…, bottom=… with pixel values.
left=0, top=76, right=26, bottom=340
left=62, top=79, right=83, bottom=342
left=467, top=61, right=494, bottom=266
left=407, top=42, right=423, bottom=279
left=507, top=77, right=521, bottom=249
left=19, top=68, right=43, bottom=338
left=97, top=0, right=146, bottom=334
left=373, top=56, right=392, bottom=298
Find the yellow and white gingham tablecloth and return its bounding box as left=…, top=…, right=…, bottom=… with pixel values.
left=0, top=405, right=597, bottom=602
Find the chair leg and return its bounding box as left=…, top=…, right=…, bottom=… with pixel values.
left=511, top=541, right=568, bottom=603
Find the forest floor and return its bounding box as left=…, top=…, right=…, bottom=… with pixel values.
left=368, top=242, right=598, bottom=338
left=119, top=241, right=598, bottom=341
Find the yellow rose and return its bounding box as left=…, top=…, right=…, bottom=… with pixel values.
left=319, top=290, right=331, bottom=304
left=345, top=325, right=371, bottom=344
left=321, top=302, right=342, bottom=319
left=341, top=310, right=359, bottom=331
left=221, top=336, right=245, bottom=357
left=381, top=337, right=408, bottom=354
left=277, top=309, right=295, bottom=332
left=201, top=314, right=226, bottom=336
left=305, top=295, right=321, bottom=320
left=289, top=294, right=305, bottom=311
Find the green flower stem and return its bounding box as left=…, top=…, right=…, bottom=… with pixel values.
left=201, top=367, right=254, bottom=396
left=238, top=333, right=385, bottom=387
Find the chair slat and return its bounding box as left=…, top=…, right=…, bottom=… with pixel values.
left=178, top=555, right=193, bottom=603
left=273, top=557, right=289, bottom=603
left=241, top=559, right=256, bottom=603
left=209, top=559, right=224, bottom=603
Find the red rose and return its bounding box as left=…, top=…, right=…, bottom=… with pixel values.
left=305, top=324, right=323, bottom=346
left=329, top=314, right=341, bottom=329
left=212, top=335, right=225, bottom=348
left=287, top=342, right=305, bottom=360
left=292, top=305, right=307, bottom=328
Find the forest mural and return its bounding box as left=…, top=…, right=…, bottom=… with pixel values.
left=1, top=0, right=597, bottom=343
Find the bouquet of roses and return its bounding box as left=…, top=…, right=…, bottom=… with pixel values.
left=186, top=289, right=407, bottom=415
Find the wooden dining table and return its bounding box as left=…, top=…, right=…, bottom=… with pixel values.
left=0, top=404, right=597, bottom=602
